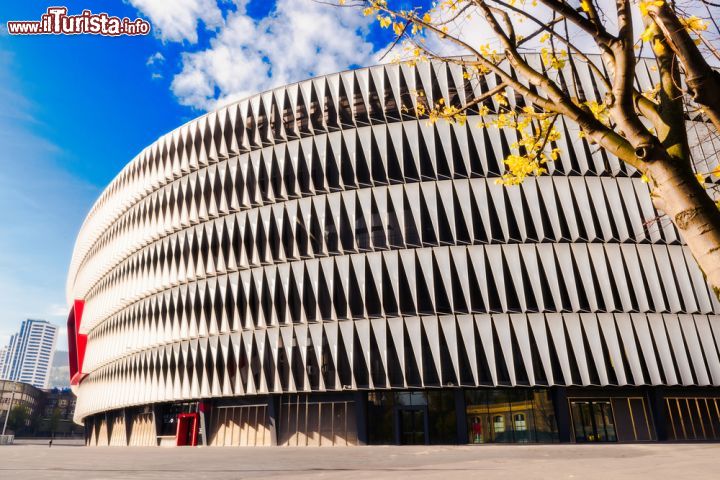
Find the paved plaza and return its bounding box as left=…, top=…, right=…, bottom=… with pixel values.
left=1, top=441, right=719, bottom=479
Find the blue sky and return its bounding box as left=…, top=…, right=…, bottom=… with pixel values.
left=0, top=0, right=435, bottom=348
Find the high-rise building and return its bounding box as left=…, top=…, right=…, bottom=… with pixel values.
left=1, top=320, right=58, bottom=389
left=67, top=58, right=720, bottom=447
left=0, top=346, right=7, bottom=381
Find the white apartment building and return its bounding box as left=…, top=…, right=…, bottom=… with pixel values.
left=1, top=319, right=58, bottom=389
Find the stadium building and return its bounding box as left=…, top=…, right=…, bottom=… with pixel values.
left=67, top=58, right=720, bottom=447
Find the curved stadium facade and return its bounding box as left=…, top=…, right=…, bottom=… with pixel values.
left=67, top=58, right=720, bottom=447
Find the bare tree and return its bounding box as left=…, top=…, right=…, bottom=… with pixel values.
left=330, top=0, right=720, bottom=297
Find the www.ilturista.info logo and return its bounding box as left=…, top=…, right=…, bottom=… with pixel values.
left=6, top=7, right=151, bottom=36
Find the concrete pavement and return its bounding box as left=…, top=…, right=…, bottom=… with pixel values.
left=1, top=443, right=719, bottom=479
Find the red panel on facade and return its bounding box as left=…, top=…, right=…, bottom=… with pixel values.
left=67, top=299, right=87, bottom=386
left=176, top=413, right=199, bottom=446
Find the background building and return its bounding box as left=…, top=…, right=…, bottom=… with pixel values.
left=66, top=58, right=720, bottom=447
left=0, top=380, right=43, bottom=436
left=36, top=388, right=84, bottom=437
left=0, top=381, right=82, bottom=438
left=1, top=319, right=58, bottom=389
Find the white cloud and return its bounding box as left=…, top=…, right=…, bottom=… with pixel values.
left=128, top=0, right=229, bottom=43
left=46, top=303, right=70, bottom=317
left=133, top=0, right=377, bottom=111
left=146, top=51, right=165, bottom=66
left=147, top=52, right=166, bottom=79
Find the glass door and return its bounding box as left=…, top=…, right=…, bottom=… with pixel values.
left=399, top=408, right=427, bottom=445
left=570, top=400, right=617, bottom=443
left=571, top=401, right=594, bottom=442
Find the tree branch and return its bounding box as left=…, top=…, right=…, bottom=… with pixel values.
left=606, top=0, right=661, bottom=160
left=648, top=3, right=720, bottom=132
left=488, top=0, right=661, bottom=125
left=472, top=0, right=639, bottom=167
left=643, top=14, right=691, bottom=164
left=373, top=4, right=556, bottom=112
left=537, top=0, right=616, bottom=47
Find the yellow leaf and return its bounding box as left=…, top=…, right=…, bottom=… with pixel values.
left=422, top=13, right=432, bottom=23
left=639, top=0, right=664, bottom=16
left=493, top=92, right=508, bottom=107
left=642, top=83, right=661, bottom=101
left=581, top=0, right=591, bottom=13
left=540, top=47, right=567, bottom=70
left=681, top=16, right=708, bottom=32
left=652, top=38, right=665, bottom=55
left=393, top=22, right=404, bottom=36
left=696, top=173, right=706, bottom=184
left=640, top=23, right=657, bottom=43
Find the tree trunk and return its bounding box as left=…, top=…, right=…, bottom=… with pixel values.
left=647, top=159, right=720, bottom=299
